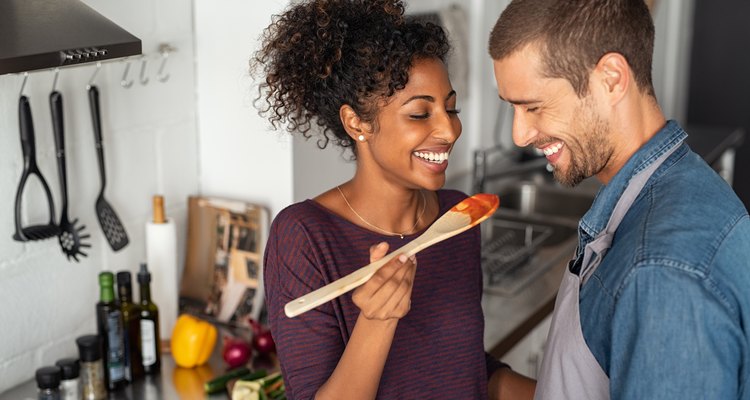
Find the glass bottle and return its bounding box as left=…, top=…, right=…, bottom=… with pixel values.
left=117, top=270, right=144, bottom=381
left=35, top=366, right=61, bottom=400
left=96, top=271, right=127, bottom=390
left=138, top=263, right=162, bottom=374
left=75, top=335, right=107, bottom=400
left=54, top=358, right=80, bottom=400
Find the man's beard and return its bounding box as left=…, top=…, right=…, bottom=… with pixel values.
left=552, top=101, right=613, bottom=187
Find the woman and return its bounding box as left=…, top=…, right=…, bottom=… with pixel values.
left=253, top=1, right=533, bottom=398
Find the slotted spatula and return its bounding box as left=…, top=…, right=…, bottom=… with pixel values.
left=50, top=90, right=91, bottom=261
left=284, top=193, right=500, bottom=318
left=87, top=85, right=129, bottom=251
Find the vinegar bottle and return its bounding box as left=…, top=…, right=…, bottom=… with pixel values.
left=138, top=263, right=162, bottom=374
left=116, top=271, right=144, bottom=380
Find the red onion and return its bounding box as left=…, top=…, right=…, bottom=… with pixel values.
left=222, top=338, right=252, bottom=368
left=252, top=330, right=276, bottom=356
left=247, top=318, right=264, bottom=336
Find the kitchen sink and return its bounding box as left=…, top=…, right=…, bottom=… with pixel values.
left=497, top=181, right=595, bottom=222
left=481, top=181, right=596, bottom=296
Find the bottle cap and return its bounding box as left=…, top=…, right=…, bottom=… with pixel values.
left=137, top=263, right=151, bottom=284
left=55, top=358, right=80, bottom=379
left=35, top=366, right=61, bottom=389
left=116, top=270, right=132, bottom=286
left=98, top=271, right=114, bottom=287
left=76, top=335, right=102, bottom=362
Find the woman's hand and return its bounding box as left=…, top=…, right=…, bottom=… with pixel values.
left=352, top=242, right=417, bottom=320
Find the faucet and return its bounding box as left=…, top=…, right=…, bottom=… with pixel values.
left=472, top=145, right=552, bottom=193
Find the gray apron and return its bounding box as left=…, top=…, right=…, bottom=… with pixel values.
left=534, top=140, right=683, bottom=400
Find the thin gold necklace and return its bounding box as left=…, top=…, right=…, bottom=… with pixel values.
left=336, top=186, right=426, bottom=239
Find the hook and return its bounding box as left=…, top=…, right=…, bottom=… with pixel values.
left=121, top=59, right=133, bottom=88
left=51, top=68, right=60, bottom=92
left=139, top=56, right=149, bottom=85
left=156, top=43, right=176, bottom=83
left=87, top=62, right=102, bottom=88
left=19, top=72, right=29, bottom=97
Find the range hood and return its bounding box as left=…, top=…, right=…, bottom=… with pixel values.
left=0, top=0, right=142, bottom=75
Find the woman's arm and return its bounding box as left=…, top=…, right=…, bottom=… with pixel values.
left=488, top=367, right=536, bottom=400
left=315, top=242, right=417, bottom=400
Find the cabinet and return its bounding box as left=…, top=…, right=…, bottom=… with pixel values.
left=501, top=315, right=551, bottom=379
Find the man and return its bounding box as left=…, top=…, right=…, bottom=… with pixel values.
left=489, top=0, right=750, bottom=399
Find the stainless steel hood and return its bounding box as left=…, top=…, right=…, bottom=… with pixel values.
left=0, top=0, right=142, bottom=75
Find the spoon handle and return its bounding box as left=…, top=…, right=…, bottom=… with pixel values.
left=283, top=210, right=483, bottom=318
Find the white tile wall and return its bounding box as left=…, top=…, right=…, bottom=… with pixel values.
left=0, top=0, right=199, bottom=392
left=194, top=0, right=294, bottom=216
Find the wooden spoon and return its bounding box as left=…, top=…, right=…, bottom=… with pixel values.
left=284, top=193, right=500, bottom=318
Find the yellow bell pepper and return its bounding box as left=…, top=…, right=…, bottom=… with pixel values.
left=172, top=364, right=215, bottom=397
left=171, top=314, right=218, bottom=368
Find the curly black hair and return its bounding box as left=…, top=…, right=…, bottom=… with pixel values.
left=252, top=0, right=451, bottom=155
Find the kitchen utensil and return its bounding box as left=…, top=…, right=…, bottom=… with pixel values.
left=284, top=193, right=500, bottom=318
left=12, top=95, right=59, bottom=242
left=87, top=84, right=129, bottom=251
left=50, top=90, right=91, bottom=261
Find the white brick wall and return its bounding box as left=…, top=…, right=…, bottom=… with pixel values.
left=194, top=0, right=293, bottom=215
left=0, top=0, right=198, bottom=392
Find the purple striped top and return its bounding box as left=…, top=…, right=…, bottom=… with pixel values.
left=264, top=189, right=503, bottom=399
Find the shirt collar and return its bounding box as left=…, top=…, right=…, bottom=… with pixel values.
left=579, top=120, right=688, bottom=239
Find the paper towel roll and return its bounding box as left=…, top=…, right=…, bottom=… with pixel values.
left=146, top=219, right=178, bottom=341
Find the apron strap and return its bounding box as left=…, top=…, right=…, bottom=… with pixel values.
left=580, top=140, right=684, bottom=285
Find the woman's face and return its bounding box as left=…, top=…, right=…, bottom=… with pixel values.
left=362, top=57, right=462, bottom=191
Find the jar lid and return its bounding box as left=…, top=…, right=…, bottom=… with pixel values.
left=55, top=358, right=80, bottom=379
left=35, top=366, right=61, bottom=389
left=75, top=335, right=102, bottom=362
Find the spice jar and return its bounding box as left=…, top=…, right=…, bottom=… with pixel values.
left=35, top=366, right=61, bottom=400
left=75, top=335, right=107, bottom=400
left=55, top=358, right=80, bottom=400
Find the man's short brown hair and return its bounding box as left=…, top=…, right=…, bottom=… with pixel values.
left=489, top=0, right=655, bottom=97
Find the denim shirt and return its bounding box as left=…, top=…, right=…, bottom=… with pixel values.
left=576, top=120, right=750, bottom=399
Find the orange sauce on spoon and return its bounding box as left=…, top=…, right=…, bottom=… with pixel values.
left=450, top=193, right=500, bottom=224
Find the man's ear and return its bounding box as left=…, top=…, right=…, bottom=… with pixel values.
left=339, top=104, right=371, bottom=142
left=594, top=52, right=630, bottom=105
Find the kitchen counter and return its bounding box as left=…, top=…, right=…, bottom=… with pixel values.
left=0, top=341, right=278, bottom=400
left=481, top=237, right=572, bottom=357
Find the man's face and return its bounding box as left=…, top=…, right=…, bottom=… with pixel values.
left=492, top=44, right=614, bottom=187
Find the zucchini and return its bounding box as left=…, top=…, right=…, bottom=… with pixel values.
left=236, top=369, right=268, bottom=382
left=267, top=386, right=285, bottom=399
left=204, top=366, right=252, bottom=394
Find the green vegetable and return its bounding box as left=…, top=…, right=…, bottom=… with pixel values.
left=268, top=386, right=285, bottom=399
left=230, top=370, right=285, bottom=400
left=259, top=372, right=283, bottom=388
left=237, top=369, right=268, bottom=382
left=204, top=366, right=252, bottom=394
